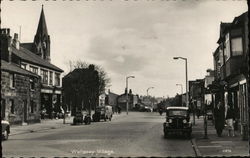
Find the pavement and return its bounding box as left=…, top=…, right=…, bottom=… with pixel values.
left=9, top=113, right=126, bottom=136
left=191, top=116, right=249, bottom=157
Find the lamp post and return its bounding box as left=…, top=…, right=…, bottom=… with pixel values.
left=126, top=75, right=135, bottom=115
left=173, top=57, right=188, bottom=107
left=176, top=84, right=183, bottom=106
left=147, top=87, right=154, bottom=112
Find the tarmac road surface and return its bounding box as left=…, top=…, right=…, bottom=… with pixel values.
left=2, top=112, right=196, bottom=157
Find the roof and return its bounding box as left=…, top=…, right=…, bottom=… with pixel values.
left=1, top=60, right=39, bottom=78
left=166, top=107, right=189, bottom=110
left=11, top=46, right=63, bottom=72
left=20, top=43, right=33, bottom=52
left=36, top=6, right=48, bottom=37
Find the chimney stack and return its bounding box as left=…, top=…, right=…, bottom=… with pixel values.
left=0, top=28, right=12, bottom=63
left=13, top=33, right=20, bottom=50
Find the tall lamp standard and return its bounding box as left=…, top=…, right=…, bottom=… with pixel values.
left=147, top=87, right=154, bottom=112
left=176, top=84, right=183, bottom=106
left=173, top=57, right=189, bottom=107
left=126, top=75, right=135, bottom=115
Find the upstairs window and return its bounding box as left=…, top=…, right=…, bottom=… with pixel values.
left=30, top=66, right=38, bottom=74
left=40, top=69, right=48, bottom=85
left=10, top=73, right=15, bottom=88
left=224, top=33, right=230, bottom=61
left=231, top=37, right=243, bottom=56
left=21, top=63, right=27, bottom=70
left=55, top=73, right=60, bottom=86
left=49, top=71, right=53, bottom=85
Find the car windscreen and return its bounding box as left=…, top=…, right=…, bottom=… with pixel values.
left=168, top=110, right=187, bottom=117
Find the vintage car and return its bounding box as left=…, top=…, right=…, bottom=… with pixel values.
left=1, top=120, right=10, bottom=140
left=163, top=107, right=192, bottom=138
left=92, top=105, right=113, bottom=122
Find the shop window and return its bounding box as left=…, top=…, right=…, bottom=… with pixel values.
left=10, top=99, right=15, bottom=114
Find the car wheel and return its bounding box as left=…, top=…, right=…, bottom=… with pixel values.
left=3, top=129, right=9, bottom=140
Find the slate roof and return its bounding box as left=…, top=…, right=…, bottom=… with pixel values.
left=11, top=46, right=64, bottom=72
left=20, top=43, right=33, bottom=52
left=1, top=60, right=39, bottom=77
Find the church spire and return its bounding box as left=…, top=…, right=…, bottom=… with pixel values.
left=33, top=5, right=51, bottom=62
left=36, top=5, right=48, bottom=37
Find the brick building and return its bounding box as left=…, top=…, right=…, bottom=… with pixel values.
left=1, top=30, right=41, bottom=125
left=1, top=6, right=64, bottom=121
left=211, top=11, right=248, bottom=139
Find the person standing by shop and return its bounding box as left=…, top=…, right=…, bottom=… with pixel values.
left=226, top=105, right=235, bottom=137
left=214, top=101, right=225, bottom=137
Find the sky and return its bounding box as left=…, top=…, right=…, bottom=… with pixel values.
left=1, top=0, right=248, bottom=98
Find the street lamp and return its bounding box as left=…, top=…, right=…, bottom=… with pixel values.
left=173, top=57, right=189, bottom=107
left=126, top=75, right=135, bottom=115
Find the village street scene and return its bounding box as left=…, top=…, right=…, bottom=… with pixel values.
left=1, top=0, right=249, bottom=157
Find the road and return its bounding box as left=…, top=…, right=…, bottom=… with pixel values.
left=2, top=112, right=196, bottom=157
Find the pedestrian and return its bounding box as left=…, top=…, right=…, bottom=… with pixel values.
left=214, top=101, right=225, bottom=137
left=226, top=105, right=235, bottom=137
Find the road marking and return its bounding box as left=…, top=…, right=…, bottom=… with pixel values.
left=198, top=145, right=222, bottom=148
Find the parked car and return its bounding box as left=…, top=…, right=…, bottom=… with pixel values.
left=1, top=120, right=10, bottom=140
left=92, top=105, right=113, bottom=122
left=73, top=111, right=84, bottom=125
left=163, top=107, right=192, bottom=138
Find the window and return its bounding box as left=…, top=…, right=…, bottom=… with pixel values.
left=10, top=73, right=15, bottom=88
left=40, top=69, right=48, bottom=84
left=10, top=99, right=15, bottom=114
left=49, top=71, right=53, bottom=85
left=30, top=78, right=35, bottom=90
left=231, top=37, right=243, bottom=56
left=224, top=33, right=230, bottom=61
left=219, top=46, right=224, bottom=66
left=55, top=73, right=60, bottom=86
left=1, top=99, right=6, bottom=120
left=30, top=66, right=38, bottom=74
left=21, top=63, right=27, bottom=69
left=30, top=101, right=36, bottom=113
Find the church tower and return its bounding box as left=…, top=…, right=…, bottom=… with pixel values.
left=33, top=5, right=51, bottom=62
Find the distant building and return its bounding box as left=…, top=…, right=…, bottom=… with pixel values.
left=117, top=89, right=137, bottom=110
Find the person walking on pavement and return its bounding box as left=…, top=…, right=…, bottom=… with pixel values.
left=226, top=105, right=235, bottom=137
left=214, top=101, right=225, bottom=137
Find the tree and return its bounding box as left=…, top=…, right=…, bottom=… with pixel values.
left=67, top=60, right=111, bottom=94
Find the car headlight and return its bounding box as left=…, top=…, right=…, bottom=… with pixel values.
left=168, top=119, right=172, bottom=123
left=183, top=119, right=187, bottom=123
